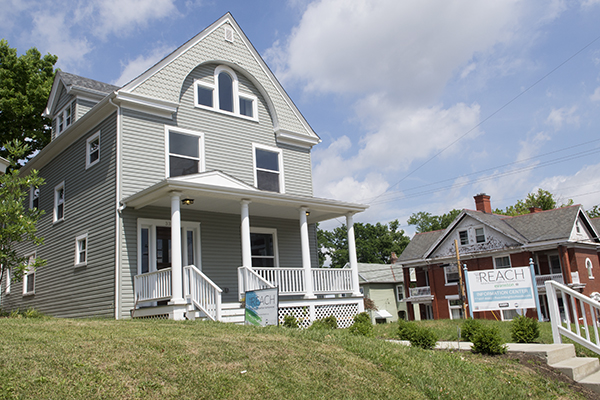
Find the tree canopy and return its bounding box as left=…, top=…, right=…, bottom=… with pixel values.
left=0, top=140, right=46, bottom=288
left=407, top=209, right=461, bottom=233
left=588, top=205, right=600, bottom=219
left=318, top=220, right=410, bottom=268
left=0, top=40, right=57, bottom=161
left=493, top=188, right=573, bottom=216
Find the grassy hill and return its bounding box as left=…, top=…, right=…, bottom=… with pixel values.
left=0, top=317, right=592, bottom=399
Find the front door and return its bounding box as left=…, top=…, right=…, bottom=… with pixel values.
left=156, top=226, right=171, bottom=271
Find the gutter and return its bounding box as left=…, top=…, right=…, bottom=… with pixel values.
left=109, top=97, right=122, bottom=320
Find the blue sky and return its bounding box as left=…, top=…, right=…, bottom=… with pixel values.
left=2, top=0, right=600, bottom=236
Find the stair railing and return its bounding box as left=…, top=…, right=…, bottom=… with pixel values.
left=238, top=266, right=275, bottom=301
left=184, top=265, right=222, bottom=321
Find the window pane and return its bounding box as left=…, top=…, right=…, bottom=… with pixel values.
left=257, top=170, right=280, bottom=192
left=459, top=230, right=468, bottom=245
left=256, top=149, right=279, bottom=171
left=197, top=86, right=213, bottom=107
left=170, top=132, right=199, bottom=158
left=475, top=228, right=485, bottom=243
left=89, top=138, right=100, bottom=164
left=240, top=97, right=253, bottom=117
left=141, top=228, right=149, bottom=274
left=218, top=72, right=233, bottom=112
left=57, top=203, right=64, bottom=220
left=26, top=274, right=34, bottom=293
left=495, top=256, right=510, bottom=268
left=187, top=230, right=194, bottom=266
left=170, top=156, right=198, bottom=177
left=251, top=257, right=275, bottom=268
left=549, top=255, right=561, bottom=274
left=251, top=233, right=274, bottom=256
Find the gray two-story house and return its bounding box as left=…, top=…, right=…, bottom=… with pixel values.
left=1, top=14, right=367, bottom=327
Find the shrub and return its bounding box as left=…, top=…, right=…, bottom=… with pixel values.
left=471, top=326, right=506, bottom=355
left=511, top=314, right=540, bottom=343
left=283, top=314, right=299, bottom=328
left=397, top=320, right=419, bottom=341
left=363, top=297, right=377, bottom=311
left=348, top=312, right=373, bottom=337
left=461, top=319, right=483, bottom=342
left=309, top=315, right=338, bottom=330
left=409, top=326, right=438, bottom=350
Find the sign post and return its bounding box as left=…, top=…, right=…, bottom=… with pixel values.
left=245, top=287, right=279, bottom=327
left=529, top=258, right=543, bottom=322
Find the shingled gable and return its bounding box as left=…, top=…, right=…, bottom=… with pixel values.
left=118, top=13, right=320, bottom=149
left=357, top=263, right=404, bottom=284
left=397, top=229, right=444, bottom=263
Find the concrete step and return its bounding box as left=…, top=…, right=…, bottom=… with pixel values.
left=221, top=314, right=245, bottom=324
left=221, top=302, right=243, bottom=310
left=550, top=357, right=600, bottom=382
left=506, top=343, right=576, bottom=365
left=578, top=370, right=600, bottom=394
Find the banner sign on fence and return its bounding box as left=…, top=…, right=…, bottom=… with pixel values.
left=466, top=266, right=536, bottom=312
left=245, top=287, right=279, bottom=327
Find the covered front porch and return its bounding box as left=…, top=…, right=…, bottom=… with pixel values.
left=123, top=172, right=367, bottom=327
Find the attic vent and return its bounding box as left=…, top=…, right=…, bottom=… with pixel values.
left=224, top=27, right=234, bottom=43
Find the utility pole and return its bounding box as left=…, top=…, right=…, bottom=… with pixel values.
left=454, top=240, right=468, bottom=319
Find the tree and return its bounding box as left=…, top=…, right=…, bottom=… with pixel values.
left=0, top=140, right=46, bottom=291
left=494, top=188, right=573, bottom=216
left=407, top=209, right=461, bottom=233
left=318, top=220, right=410, bottom=268
left=0, top=40, right=57, bottom=161
left=587, top=205, right=600, bottom=219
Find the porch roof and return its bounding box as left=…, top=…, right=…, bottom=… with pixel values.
left=122, top=171, right=368, bottom=223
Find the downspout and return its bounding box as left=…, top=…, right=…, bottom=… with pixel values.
left=109, top=96, right=122, bottom=319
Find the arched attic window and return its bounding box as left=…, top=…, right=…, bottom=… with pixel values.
left=194, top=65, right=258, bottom=120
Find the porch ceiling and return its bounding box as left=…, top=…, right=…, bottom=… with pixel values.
left=122, top=173, right=368, bottom=223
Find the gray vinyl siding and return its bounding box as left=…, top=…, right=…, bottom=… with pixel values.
left=1, top=113, right=117, bottom=317
left=119, top=208, right=308, bottom=316
left=309, top=223, right=318, bottom=268
left=76, top=99, right=97, bottom=119
left=55, top=86, right=72, bottom=116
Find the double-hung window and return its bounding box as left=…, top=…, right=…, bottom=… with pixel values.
left=86, top=131, right=100, bottom=169
left=475, top=227, right=486, bottom=243
left=54, top=182, right=65, bottom=222
left=253, top=144, right=283, bottom=193
left=23, top=254, right=36, bottom=295
left=459, top=230, right=468, bottom=245
left=30, top=187, right=40, bottom=209
left=56, top=102, right=73, bottom=136
left=448, top=298, right=464, bottom=320
left=166, top=128, right=204, bottom=177
left=494, top=256, right=511, bottom=269
left=444, top=263, right=460, bottom=285
left=396, top=285, right=404, bottom=302
left=75, top=234, right=88, bottom=266
left=250, top=228, right=279, bottom=268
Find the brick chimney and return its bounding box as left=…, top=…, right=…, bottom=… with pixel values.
left=528, top=207, right=542, bottom=214
left=391, top=252, right=398, bottom=264
left=474, top=193, right=492, bottom=213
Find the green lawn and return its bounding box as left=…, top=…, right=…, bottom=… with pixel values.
left=0, top=316, right=592, bottom=399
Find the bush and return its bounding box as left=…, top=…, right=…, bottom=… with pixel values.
left=471, top=326, right=506, bottom=355
left=397, top=320, right=419, bottom=341
left=309, top=315, right=338, bottom=330
left=283, top=314, right=299, bottom=328
left=8, top=308, right=45, bottom=319
left=348, top=312, right=373, bottom=337
left=511, top=314, right=540, bottom=343
left=409, top=326, right=438, bottom=350
left=461, top=319, right=483, bottom=342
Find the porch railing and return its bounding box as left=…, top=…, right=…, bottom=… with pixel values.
left=134, top=268, right=172, bottom=302
left=536, top=273, right=564, bottom=288
left=238, top=266, right=275, bottom=300
left=409, top=286, right=431, bottom=297
left=253, top=267, right=305, bottom=295
left=546, top=280, right=600, bottom=355
left=312, top=268, right=353, bottom=294
left=184, top=265, right=222, bottom=321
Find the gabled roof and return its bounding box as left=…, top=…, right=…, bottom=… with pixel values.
left=592, top=217, right=600, bottom=239
left=501, top=205, right=582, bottom=242
left=357, top=263, right=404, bottom=283
left=397, top=230, right=444, bottom=262
left=59, top=72, right=120, bottom=94
left=0, top=156, right=9, bottom=174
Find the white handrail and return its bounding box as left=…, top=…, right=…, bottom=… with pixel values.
left=184, top=265, right=223, bottom=321
left=312, top=268, right=353, bottom=293
left=546, top=280, right=600, bottom=355
left=238, top=266, right=275, bottom=300
left=253, top=267, right=305, bottom=294
left=134, top=268, right=172, bottom=302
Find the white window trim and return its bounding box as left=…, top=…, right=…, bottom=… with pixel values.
left=458, top=230, right=469, bottom=245
left=164, top=126, right=206, bottom=178
left=22, top=253, right=36, bottom=296
left=494, top=254, right=512, bottom=269
left=586, top=258, right=594, bottom=279
left=250, top=227, right=280, bottom=268
left=53, top=181, right=65, bottom=223
left=193, top=65, right=258, bottom=122
left=252, top=143, right=285, bottom=194
left=75, top=233, right=88, bottom=267
left=475, top=226, right=486, bottom=243
left=86, top=131, right=101, bottom=169
left=446, top=295, right=462, bottom=320
left=5, top=267, right=10, bottom=295
left=136, top=218, right=202, bottom=275
left=444, top=264, right=459, bottom=286
left=29, top=186, right=40, bottom=209
left=396, top=284, right=404, bottom=302
left=55, top=102, right=73, bottom=136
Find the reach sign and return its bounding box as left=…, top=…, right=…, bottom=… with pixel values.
left=466, top=267, right=537, bottom=312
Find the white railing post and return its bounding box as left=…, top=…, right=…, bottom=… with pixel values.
left=545, top=280, right=562, bottom=344
left=346, top=213, right=362, bottom=297
left=299, top=207, right=315, bottom=299
left=241, top=200, right=252, bottom=269
left=169, top=193, right=185, bottom=319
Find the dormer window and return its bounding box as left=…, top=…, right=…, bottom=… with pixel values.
left=55, top=102, right=73, bottom=136
left=194, top=65, right=257, bottom=121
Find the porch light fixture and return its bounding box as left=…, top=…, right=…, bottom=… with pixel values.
left=305, top=211, right=310, bottom=217
left=182, top=198, right=194, bottom=205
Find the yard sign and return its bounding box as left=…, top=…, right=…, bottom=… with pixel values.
left=245, top=288, right=279, bottom=327
left=466, top=267, right=537, bottom=312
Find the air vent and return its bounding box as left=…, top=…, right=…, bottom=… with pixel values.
left=224, top=27, right=234, bottom=43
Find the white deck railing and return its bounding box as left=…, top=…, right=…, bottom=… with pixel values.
left=134, top=268, right=172, bottom=302
left=409, top=286, right=431, bottom=297
left=536, top=273, right=564, bottom=288
left=312, top=268, right=353, bottom=293
left=253, top=267, right=305, bottom=295
left=238, top=266, right=275, bottom=300
left=184, top=265, right=222, bottom=321
left=546, top=280, right=600, bottom=355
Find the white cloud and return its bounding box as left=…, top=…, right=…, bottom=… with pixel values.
left=537, top=163, right=600, bottom=208
left=546, top=106, right=579, bottom=131
left=590, top=87, right=600, bottom=102
left=113, top=45, right=173, bottom=86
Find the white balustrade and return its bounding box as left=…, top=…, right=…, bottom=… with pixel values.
left=184, top=265, right=222, bottom=321
left=312, top=268, right=353, bottom=293
left=536, top=273, right=564, bottom=288
left=546, top=280, right=600, bottom=355
left=253, top=267, right=304, bottom=294
left=238, top=266, right=275, bottom=300
left=409, top=286, right=431, bottom=297
left=134, top=268, right=172, bottom=302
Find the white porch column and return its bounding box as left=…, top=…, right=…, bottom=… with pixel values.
left=347, top=213, right=362, bottom=297
left=241, top=200, right=252, bottom=268
left=300, top=207, right=315, bottom=299
left=169, top=192, right=185, bottom=311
